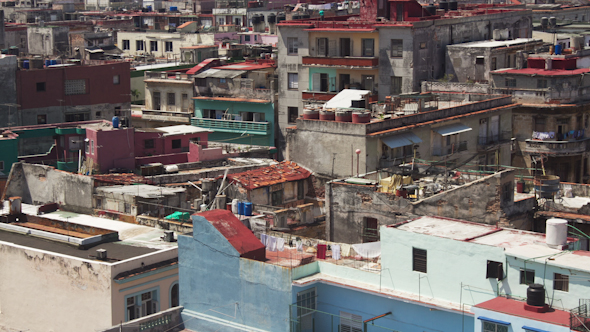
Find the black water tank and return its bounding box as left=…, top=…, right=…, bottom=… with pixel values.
left=526, top=284, right=545, bottom=307
left=277, top=13, right=286, bottom=23
left=426, top=4, right=436, bottom=15
left=252, top=14, right=260, bottom=24
left=449, top=0, right=457, bottom=10
left=439, top=1, right=448, bottom=11
left=268, top=13, right=276, bottom=23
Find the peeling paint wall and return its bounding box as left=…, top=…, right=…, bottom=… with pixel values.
left=0, top=243, right=113, bottom=332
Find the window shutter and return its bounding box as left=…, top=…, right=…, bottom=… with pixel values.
left=329, top=40, right=337, bottom=56
left=340, top=311, right=363, bottom=332
left=312, top=73, right=321, bottom=91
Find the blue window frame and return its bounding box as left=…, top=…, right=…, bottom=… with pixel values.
left=124, top=286, right=160, bottom=322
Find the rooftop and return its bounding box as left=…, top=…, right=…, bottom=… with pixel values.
left=226, top=161, right=311, bottom=190
left=475, top=297, right=570, bottom=327
left=493, top=67, right=590, bottom=76
left=95, top=184, right=186, bottom=198
left=155, top=124, right=211, bottom=137
left=211, top=60, right=275, bottom=71
left=450, top=38, right=541, bottom=48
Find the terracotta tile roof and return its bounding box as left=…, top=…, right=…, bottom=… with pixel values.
left=226, top=161, right=311, bottom=190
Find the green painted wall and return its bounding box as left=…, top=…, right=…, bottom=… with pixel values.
left=193, top=99, right=275, bottom=146
left=0, top=138, right=18, bottom=175
left=308, top=67, right=338, bottom=92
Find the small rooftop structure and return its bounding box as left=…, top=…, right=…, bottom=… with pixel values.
left=323, top=89, right=371, bottom=110
left=154, top=124, right=211, bottom=137
left=226, top=161, right=311, bottom=190
left=95, top=184, right=186, bottom=199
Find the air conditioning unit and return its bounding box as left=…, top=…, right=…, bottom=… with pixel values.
left=96, top=249, right=107, bottom=260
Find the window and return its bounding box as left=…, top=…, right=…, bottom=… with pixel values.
left=0, top=161, right=4, bottom=171
left=125, top=289, right=159, bottom=322
left=288, top=73, right=298, bottom=89
left=340, top=38, right=351, bottom=56
left=340, top=311, right=362, bottom=332
left=65, top=112, right=89, bottom=122
left=165, top=41, right=173, bottom=52
left=554, top=273, right=569, bottom=292
left=363, top=217, right=379, bottom=243
left=486, top=260, right=504, bottom=280
left=170, top=283, right=179, bottom=307
left=491, top=57, right=497, bottom=70
left=153, top=92, right=161, bottom=110
left=420, top=42, right=427, bottom=49
left=96, top=198, right=102, bottom=208
left=287, top=37, right=298, bottom=55
left=391, top=39, right=403, bottom=57
left=362, top=38, right=374, bottom=57
left=391, top=76, right=402, bottom=95
left=317, top=37, right=328, bottom=56
left=167, top=93, right=175, bottom=106
left=91, top=140, right=95, bottom=154
left=182, top=93, right=188, bottom=111
left=36, top=82, right=46, bottom=92
left=482, top=321, right=508, bottom=332
left=537, top=79, right=547, bottom=89
left=520, top=269, right=535, bottom=285
left=172, top=139, right=181, bottom=149
left=534, top=117, right=545, bottom=132
left=288, top=107, right=298, bottom=124
left=150, top=40, right=158, bottom=52
left=37, top=114, right=47, bottom=124
left=296, top=288, right=316, bottom=317
left=136, top=40, right=144, bottom=51
left=412, top=248, right=427, bottom=273
left=244, top=35, right=250, bottom=42
left=476, top=57, right=485, bottom=65
left=124, top=203, right=131, bottom=214
left=144, top=139, right=155, bottom=149
left=505, top=78, right=516, bottom=88
left=122, top=39, right=130, bottom=50
left=113, top=75, right=120, bottom=85
left=65, top=79, right=87, bottom=95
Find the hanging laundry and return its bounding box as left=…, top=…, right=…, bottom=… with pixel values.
left=332, top=244, right=341, bottom=260
left=296, top=239, right=303, bottom=252
left=277, top=238, right=285, bottom=252
left=260, top=233, right=267, bottom=247
left=341, top=244, right=351, bottom=257
left=351, top=242, right=381, bottom=259
left=317, top=244, right=327, bottom=259
left=267, top=236, right=277, bottom=252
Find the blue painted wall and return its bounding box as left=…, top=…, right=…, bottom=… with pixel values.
left=178, top=214, right=292, bottom=332
left=193, top=99, right=275, bottom=146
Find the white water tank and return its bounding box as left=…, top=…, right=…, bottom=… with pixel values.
left=165, top=164, right=179, bottom=173
left=232, top=199, right=239, bottom=214
left=546, top=218, right=568, bottom=247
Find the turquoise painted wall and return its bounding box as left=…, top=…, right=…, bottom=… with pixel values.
left=193, top=99, right=275, bottom=146
left=178, top=215, right=292, bottom=332
left=0, top=138, right=18, bottom=175
left=308, top=67, right=338, bottom=92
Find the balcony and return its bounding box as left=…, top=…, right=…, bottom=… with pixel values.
left=138, top=109, right=192, bottom=123
left=432, top=141, right=468, bottom=157
left=524, top=138, right=588, bottom=156
left=302, top=56, right=378, bottom=69
left=191, top=118, right=270, bottom=135
left=477, top=131, right=512, bottom=151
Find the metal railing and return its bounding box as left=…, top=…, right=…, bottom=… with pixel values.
left=432, top=141, right=468, bottom=156
left=191, top=118, right=270, bottom=134
left=571, top=299, right=590, bottom=331
left=524, top=138, right=588, bottom=155
left=290, top=304, right=400, bottom=332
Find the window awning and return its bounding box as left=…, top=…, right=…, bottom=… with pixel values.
left=382, top=132, right=422, bottom=149
left=477, top=316, right=511, bottom=325
left=433, top=123, right=472, bottom=136
left=522, top=327, right=550, bottom=332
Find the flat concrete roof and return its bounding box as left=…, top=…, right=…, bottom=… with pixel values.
left=95, top=184, right=186, bottom=199
left=395, top=216, right=495, bottom=241
left=155, top=124, right=211, bottom=137
left=450, top=38, right=541, bottom=48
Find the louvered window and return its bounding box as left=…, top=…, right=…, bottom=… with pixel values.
left=340, top=311, right=362, bottom=332
left=412, top=248, right=427, bottom=273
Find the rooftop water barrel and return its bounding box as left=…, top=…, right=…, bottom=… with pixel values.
left=267, top=13, right=276, bottom=23
left=277, top=12, right=286, bottom=23
left=335, top=110, right=352, bottom=122
left=541, top=17, right=549, bottom=29
left=303, top=108, right=319, bottom=119
left=533, top=175, right=559, bottom=198
left=23, top=60, right=29, bottom=69
left=439, top=1, right=448, bottom=11
left=232, top=199, right=239, bottom=214
left=352, top=112, right=371, bottom=123
left=319, top=110, right=335, bottom=121
left=238, top=201, right=245, bottom=215
left=45, top=59, right=50, bottom=67
left=554, top=44, right=562, bottom=55
left=546, top=218, right=568, bottom=247
left=526, top=284, right=545, bottom=307
left=426, top=4, right=437, bottom=15
left=146, top=5, right=152, bottom=11
left=252, top=14, right=260, bottom=24
left=112, top=116, right=120, bottom=128
left=50, top=59, right=57, bottom=66
left=170, top=6, right=177, bottom=11
left=244, top=202, right=253, bottom=216
left=449, top=0, right=458, bottom=10
left=31, top=57, right=43, bottom=69
left=549, top=16, right=557, bottom=27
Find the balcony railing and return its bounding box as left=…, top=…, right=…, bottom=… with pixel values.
left=477, top=131, right=512, bottom=150
left=144, top=71, right=191, bottom=81
left=524, top=138, right=588, bottom=156
left=302, top=56, right=378, bottom=68
left=191, top=118, right=270, bottom=135
left=432, top=141, right=468, bottom=156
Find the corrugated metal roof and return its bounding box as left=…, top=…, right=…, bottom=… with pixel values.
left=226, top=161, right=311, bottom=190
left=433, top=123, right=472, bottom=136
left=194, top=68, right=246, bottom=79
left=382, top=132, right=422, bottom=149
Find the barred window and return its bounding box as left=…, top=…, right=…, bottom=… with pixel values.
left=65, top=79, right=86, bottom=95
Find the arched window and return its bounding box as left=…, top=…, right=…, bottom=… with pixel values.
left=170, top=283, right=179, bottom=307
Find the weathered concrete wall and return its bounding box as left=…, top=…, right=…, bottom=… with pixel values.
left=100, top=307, right=185, bottom=332
left=20, top=102, right=128, bottom=126
left=0, top=242, right=113, bottom=332
left=326, top=170, right=526, bottom=243
left=3, top=162, right=94, bottom=213
left=27, top=26, right=69, bottom=56
left=0, top=55, right=17, bottom=128
left=421, top=81, right=491, bottom=94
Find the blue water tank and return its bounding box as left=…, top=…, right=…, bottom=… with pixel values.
left=170, top=6, right=177, bottom=11
left=238, top=201, right=245, bottom=215
left=146, top=5, right=152, bottom=11
left=50, top=59, right=57, bottom=66
left=244, top=202, right=253, bottom=216
left=23, top=60, right=29, bottom=69
left=112, top=116, right=120, bottom=128
left=555, top=44, right=562, bottom=55
left=45, top=59, right=50, bottom=67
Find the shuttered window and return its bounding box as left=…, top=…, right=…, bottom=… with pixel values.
left=413, top=248, right=427, bottom=273
left=391, top=39, right=403, bottom=57
left=340, top=311, right=362, bottom=332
